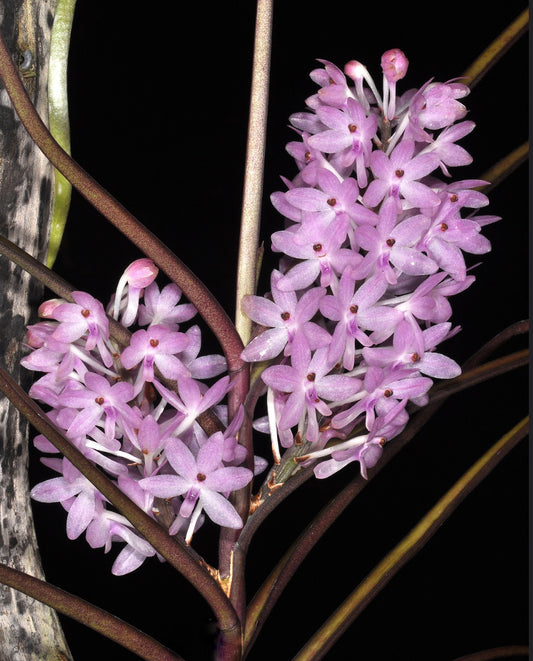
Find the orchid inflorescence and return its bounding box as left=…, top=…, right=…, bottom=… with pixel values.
left=23, top=261, right=261, bottom=574
left=22, top=49, right=497, bottom=574
left=242, top=49, right=498, bottom=476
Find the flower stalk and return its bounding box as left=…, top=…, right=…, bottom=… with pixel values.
left=235, top=0, right=273, bottom=346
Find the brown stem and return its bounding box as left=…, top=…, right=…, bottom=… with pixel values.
left=0, top=563, right=183, bottom=661
left=461, top=8, right=529, bottom=88
left=0, top=25, right=247, bottom=409
left=241, top=326, right=528, bottom=653
left=0, top=366, right=240, bottom=638
left=293, top=417, right=528, bottom=661
left=452, top=646, right=529, bottom=661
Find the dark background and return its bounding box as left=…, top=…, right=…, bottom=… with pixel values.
left=29, top=2, right=529, bottom=660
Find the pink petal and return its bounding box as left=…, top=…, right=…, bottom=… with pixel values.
left=139, top=474, right=189, bottom=498
left=199, top=490, right=243, bottom=528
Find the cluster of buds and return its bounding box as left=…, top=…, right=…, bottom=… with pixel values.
left=23, top=259, right=260, bottom=574
left=241, top=50, right=498, bottom=478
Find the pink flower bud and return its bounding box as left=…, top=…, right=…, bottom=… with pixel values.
left=124, top=259, right=159, bottom=289
left=343, top=60, right=365, bottom=81
left=25, top=326, right=46, bottom=348
left=38, top=298, right=63, bottom=318
left=381, top=49, right=409, bottom=82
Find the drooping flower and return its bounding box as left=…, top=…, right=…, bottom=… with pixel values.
left=111, top=258, right=159, bottom=327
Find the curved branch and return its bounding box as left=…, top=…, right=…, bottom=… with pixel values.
left=0, top=232, right=131, bottom=346
left=478, top=141, right=529, bottom=193
left=242, top=328, right=528, bottom=653
left=0, top=366, right=240, bottom=637
left=461, top=8, right=528, bottom=88
left=0, top=563, right=183, bottom=661
left=0, top=27, right=246, bottom=391
left=452, top=646, right=529, bottom=661
left=292, top=416, right=529, bottom=661
left=429, top=348, right=528, bottom=403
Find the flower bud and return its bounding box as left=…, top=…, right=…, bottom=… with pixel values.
left=38, top=298, right=63, bottom=318
left=124, top=259, right=159, bottom=289
left=343, top=59, right=365, bottom=81
left=381, top=49, right=409, bottom=82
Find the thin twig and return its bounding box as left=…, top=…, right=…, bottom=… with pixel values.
left=218, top=0, right=274, bottom=632
left=461, top=8, right=528, bottom=88
left=478, top=141, right=529, bottom=192
left=292, top=417, right=529, bottom=661
left=452, top=645, right=529, bottom=661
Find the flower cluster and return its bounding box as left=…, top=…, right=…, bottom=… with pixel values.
left=23, top=259, right=258, bottom=574
left=241, top=50, right=498, bottom=478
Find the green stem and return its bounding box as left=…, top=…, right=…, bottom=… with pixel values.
left=46, top=0, right=77, bottom=267
left=292, top=416, right=529, bottom=661
left=234, top=0, right=273, bottom=346
left=0, top=562, right=183, bottom=661
left=216, top=2, right=274, bottom=642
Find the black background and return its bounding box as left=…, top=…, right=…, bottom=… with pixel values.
left=28, top=2, right=529, bottom=660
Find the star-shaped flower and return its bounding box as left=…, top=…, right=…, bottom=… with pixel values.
left=139, top=432, right=253, bottom=543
